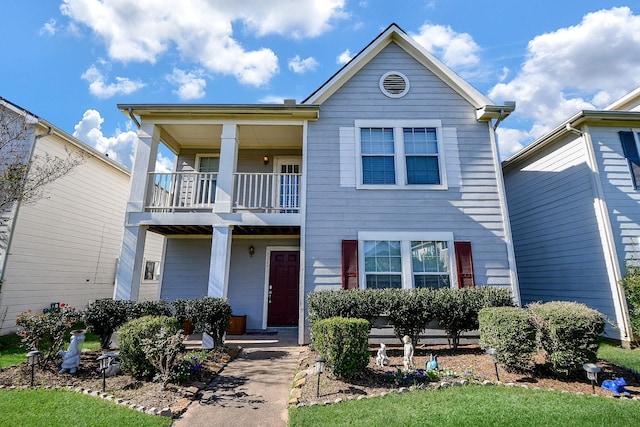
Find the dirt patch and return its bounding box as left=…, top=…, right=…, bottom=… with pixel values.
left=294, top=344, right=640, bottom=405
left=0, top=347, right=241, bottom=415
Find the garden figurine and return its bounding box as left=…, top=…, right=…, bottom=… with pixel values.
left=402, top=335, right=414, bottom=371
left=57, top=329, right=86, bottom=374
left=376, top=343, right=390, bottom=366
left=602, top=377, right=631, bottom=397
left=426, top=354, right=438, bottom=371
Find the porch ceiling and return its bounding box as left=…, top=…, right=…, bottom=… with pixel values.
left=147, top=225, right=300, bottom=236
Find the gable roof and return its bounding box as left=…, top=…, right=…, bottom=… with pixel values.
left=302, top=24, right=512, bottom=121
left=605, top=86, right=640, bottom=111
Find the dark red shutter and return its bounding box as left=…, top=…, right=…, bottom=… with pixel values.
left=342, top=240, right=359, bottom=290
left=454, top=241, right=475, bottom=288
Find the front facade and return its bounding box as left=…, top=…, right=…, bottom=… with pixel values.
left=0, top=98, right=164, bottom=335
left=115, top=25, right=520, bottom=343
left=503, top=88, right=640, bottom=343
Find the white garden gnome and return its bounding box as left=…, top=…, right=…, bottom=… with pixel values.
left=402, top=335, right=414, bottom=371
left=376, top=343, right=390, bottom=366
left=58, top=329, right=86, bottom=374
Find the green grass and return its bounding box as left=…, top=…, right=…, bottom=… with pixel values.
left=0, top=389, right=172, bottom=427
left=0, top=328, right=101, bottom=368
left=289, top=385, right=640, bottom=427
left=598, top=341, right=640, bottom=372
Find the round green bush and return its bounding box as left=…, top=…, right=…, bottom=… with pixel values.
left=312, top=317, right=369, bottom=380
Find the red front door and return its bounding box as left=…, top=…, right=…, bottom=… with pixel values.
left=267, top=251, right=300, bottom=326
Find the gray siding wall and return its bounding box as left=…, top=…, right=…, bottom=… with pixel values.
left=304, top=43, right=512, bottom=301
left=160, top=238, right=210, bottom=300
left=591, top=126, right=640, bottom=272
left=503, top=134, right=619, bottom=327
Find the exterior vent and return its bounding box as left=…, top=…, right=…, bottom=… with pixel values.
left=380, top=72, right=409, bottom=98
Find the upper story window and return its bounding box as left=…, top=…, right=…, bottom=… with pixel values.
left=619, top=130, right=640, bottom=189
left=356, top=120, right=447, bottom=190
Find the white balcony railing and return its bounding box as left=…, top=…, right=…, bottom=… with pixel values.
left=146, top=172, right=301, bottom=213
left=147, top=172, right=217, bottom=211
left=234, top=172, right=300, bottom=213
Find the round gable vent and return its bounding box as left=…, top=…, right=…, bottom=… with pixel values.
left=380, top=72, right=409, bottom=98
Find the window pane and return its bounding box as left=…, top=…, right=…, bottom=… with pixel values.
left=198, top=157, right=219, bottom=173
left=414, top=275, right=450, bottom=289
left=406, top=156, right=440, bottom=185
left=367, top=274, right=402, bottom=289
left=404, top=128, right=437, bottom=154
left=365, top=240, right=402, bottom=273
left=363, top=156, right=395, bottom=184
left=412, top=241, right=448, bottom=273
left=361, top=128, right=394, bottom=154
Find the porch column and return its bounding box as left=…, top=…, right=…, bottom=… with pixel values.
left=114, top=225, right=147, bottom=301
left=213, top=123, right=238, bottom=213
left=114, top=123, right=159, bottom=301
left=208, top=226, right=232, bottom=298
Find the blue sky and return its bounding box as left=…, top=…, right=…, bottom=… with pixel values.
left=3, top=1, right=640, bottom=170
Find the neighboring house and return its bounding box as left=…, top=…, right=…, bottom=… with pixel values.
left=114, top=24, right=520, bottom=344
left=502, top=87, right=640, bottom=344
left=0, top=97, right=164, bottom=335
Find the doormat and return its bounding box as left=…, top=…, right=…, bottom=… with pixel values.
left=246, top=331, right=278, bottom=335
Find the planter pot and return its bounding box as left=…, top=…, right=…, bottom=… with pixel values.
left=182, top=320, right=195, bottom=335
left=226, top=315, right=247, bottom=335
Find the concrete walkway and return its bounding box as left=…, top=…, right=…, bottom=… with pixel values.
left=172, top=328, right=301, bottom=427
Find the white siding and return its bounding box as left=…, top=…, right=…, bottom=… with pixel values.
left=504, top=134, right=620, bottom=330
left=0, top=133, right=130, bottom=334
left=304, top=42, right=513, bottom=305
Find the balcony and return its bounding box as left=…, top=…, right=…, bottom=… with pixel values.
left=146, top=172, right=301, bottom=213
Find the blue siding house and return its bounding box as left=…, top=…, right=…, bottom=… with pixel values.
left=114, top=24, right=520, bottom=344
left=503, top=87, right=640, bottom=344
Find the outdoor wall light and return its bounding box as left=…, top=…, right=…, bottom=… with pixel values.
left=263, top=155, right=270, bottom=165
left=26, top=350, right=41, bottom=387
left=315, top=357, right=326, bottom=398
left=97, top=353, right=119, bottom=392
left=486, top=348, right=500, bottom=382
left=249, top=246, right=255, bottom=257
left=583, top=363, right=601, bottom=394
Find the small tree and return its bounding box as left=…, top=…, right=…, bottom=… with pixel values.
left=83, top=299, right=133, bottom=349
left=141, top=327, right=185, bottom=388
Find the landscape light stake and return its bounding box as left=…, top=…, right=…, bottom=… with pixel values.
left=583, top=363, right=601, bottom=394
left=26, top=351, right=41, bottom=387
left=486, top=348, right=500, bottom=382
left=97, top=353, right=118, bottom=392
left=315, top=357, right=326, bottom=399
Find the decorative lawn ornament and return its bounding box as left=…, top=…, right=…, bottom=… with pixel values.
left=426, top=354, right=438, bottom=371
left=376, top=343, right=390, bottom=366
left=57, top=329, right=86, bottom=374
left=402, top=335, right=414, bottom=371
left=602, top=377, right=631, bottom=397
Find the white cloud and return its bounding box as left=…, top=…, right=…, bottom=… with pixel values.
left=60, top=0, right=347, bottom=87
left=337, top=49, right=353, bottom=65
left=167, top=68, right=207, bottom=100
left=411, top=23, right=481, bottom=69
left=81, top=65, right=145, bottom=99
left=490, top=7, right=640, bottom=149
left=154, top=152, right=175, bottom=173
left=73, top=109, right=138, bottom=168
left=288, top=55, right=319, bottom=74
left=259, top=96, right=287, bottom=104
left=495, top=127, right=530, bottom=160
left=39, top=19, right=57, bottom=36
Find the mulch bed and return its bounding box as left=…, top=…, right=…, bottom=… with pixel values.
left=294, top=343, right=640, bottom=405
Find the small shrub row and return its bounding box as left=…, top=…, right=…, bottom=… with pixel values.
left=312, top=317, right=370, bottom=380
left=478, top=301, right=605, bottom=375
left=308, top=287, right=514, bottom=347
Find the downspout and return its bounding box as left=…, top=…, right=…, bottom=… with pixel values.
left=128, top=108, right=141, bottom=129
left=493, top=109, right=507, bottom=131
left=0, top=125, right=52, bottom=284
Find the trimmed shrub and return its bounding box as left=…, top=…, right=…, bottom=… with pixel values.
left=83, top=299, right=133, bottom=349
left=190, top=297, right=232, bottom=347
left=479, top=306, right=537, bottom=372
left=530, top=301, right=605, bottom=375
left=307, top=289, right=384, bottom=329
left=621, top=264, right=640, bottom=344
left=129, top=300, right=173, bottom=319
left=434, top=287, right=514, bottom=349
left=140, top=327, right=185, bottom=387
left=312, top=317, right=369, bottom=380
left=384, top=288, right=436, bottom=346
left=118, top=315, right=180, bottom=379
left=170, top=299, right=196, bottom=325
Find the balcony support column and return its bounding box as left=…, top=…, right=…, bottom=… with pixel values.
left=114, top=225, right=147, bottom=301
left=208, top=226, right=232, bottom=298
left=128, top=124, right=160, bottom=212
left=214, top=124, right=238, bottom=213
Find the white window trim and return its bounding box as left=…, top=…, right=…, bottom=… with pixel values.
left=354, top=120, right=448, bottom=190
left=357, top=231, right=456, bottom=289
left=142, top=259, right=160, bottom=282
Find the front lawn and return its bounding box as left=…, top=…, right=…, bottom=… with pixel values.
left=598, top=341, right=640, bottom=372
left=0, top=389, right=172, bottom=427
left=289, top=385, right=640, bottom=427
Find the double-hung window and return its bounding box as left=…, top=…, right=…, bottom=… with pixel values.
left=359, top=232, right=454, bottom=289
left=619, top=130, right=640, bottom=189
left=356, top=120, right=446, bottom=189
